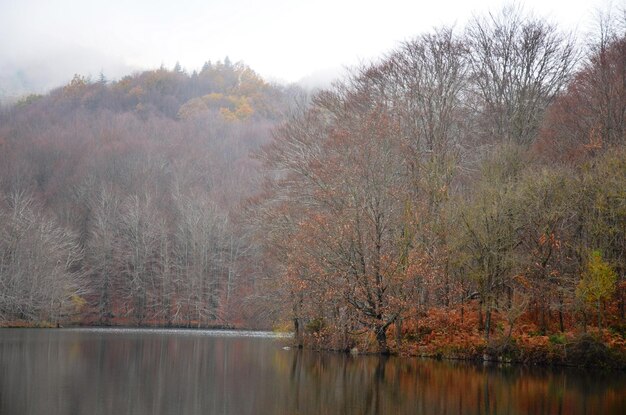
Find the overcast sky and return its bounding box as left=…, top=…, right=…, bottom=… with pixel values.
left=0, top=0, right=620, bottom=96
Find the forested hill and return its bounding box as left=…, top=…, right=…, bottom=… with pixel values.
left=0, top=60, right=303, bottom=327
left=1, top=6, right=626, bottom=367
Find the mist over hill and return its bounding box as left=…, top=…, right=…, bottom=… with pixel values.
left=0, top=59, right=304, bottom=327
left=1, top=4, right=625, bottom=369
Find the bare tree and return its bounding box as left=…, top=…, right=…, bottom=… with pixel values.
left=172, top=192, right=227, bottom=326
left=0, top=190, right=84, bottom=323
left=387, top=28, right=469, bottom=205
left=85, top=185, right=122, bottom=324
left=466, top=4, right=577, bottom=145
left=117, top=193, right=163, bottom=324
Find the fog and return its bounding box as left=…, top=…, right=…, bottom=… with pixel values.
left=0, top=0, right=614, bottom=100
left=1, top=0, right=625, bottom=384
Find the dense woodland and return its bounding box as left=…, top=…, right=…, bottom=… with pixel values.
left=0, top=58, right=302, bottom=326
left=0, top=6, right=625, bottom=365
left=249, top=6, right=626, bottom=363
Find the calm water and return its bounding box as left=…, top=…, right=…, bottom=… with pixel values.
left=0, top=329, right=624, bottom=415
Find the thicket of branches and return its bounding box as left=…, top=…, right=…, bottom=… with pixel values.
left=248, top=6, right=626, bottom=354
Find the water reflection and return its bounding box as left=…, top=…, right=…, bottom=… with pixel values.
left=282, top=351, right=626, bottom=415
left=0, top=329, right=623, bottom=415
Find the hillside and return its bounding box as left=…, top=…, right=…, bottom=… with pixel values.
left=1, top=7, right=625, bottom=368
left=0, top=60, right=303, bottom=327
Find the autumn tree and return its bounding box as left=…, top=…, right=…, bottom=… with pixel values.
left=251, top=64, right=427, bottom=352
left=536, top=8, right=625, bottom=162
left=385, top=28, right=470, bottom=310
left=451, top=145, right=525, bottom=340
left=513, top=167, right=580, bottom=333
left=576, top=250, right=617, bottom=330
left=578, top=148, right=626, bottom=320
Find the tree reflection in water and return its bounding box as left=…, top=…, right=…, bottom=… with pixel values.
left=0, top=329, right=623, bottom=415
left=278, top=347, right=624, bottom=415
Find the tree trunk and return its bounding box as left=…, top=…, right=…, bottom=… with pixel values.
left=540, top=303, right=547, bottom=335
left=293, top=317, right=302, bottom=348
left=558, top=294, right=565, bottom=332
left=485, top=304, right=492, bottom=342
left=395, top=317, right=403, bottom=348
left=597, top=300, right=602, bottom=331
left=618, top=277, right=626, bottom=320
left=478, top=301, right=484, bottom=332
left=461, top=300, right=464, bottom=324
left=375, top=324, right=389, bottom=355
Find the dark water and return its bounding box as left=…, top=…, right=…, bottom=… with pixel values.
left=0, top=329, right=624, bottom=415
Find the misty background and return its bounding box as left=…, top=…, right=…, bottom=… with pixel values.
left=0, top=0, right=611, bottom=102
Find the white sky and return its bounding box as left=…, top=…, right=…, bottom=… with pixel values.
left=0, top=0, right=621, bottom=92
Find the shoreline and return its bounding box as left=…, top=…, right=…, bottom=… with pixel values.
left=2, top=321, right=623, bottom=370
left=289, top=331, right=626, bottom=370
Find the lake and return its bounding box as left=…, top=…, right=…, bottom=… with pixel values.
left=0, top=328, right=624, bottom=414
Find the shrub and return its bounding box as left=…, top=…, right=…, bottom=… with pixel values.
left=549, top=333, right=566, bottom=345
left=485, top=338, right=521, bottom=362
left=305, top=318, right=325, bottom=334
left=565, top=333, right=623, bottom=368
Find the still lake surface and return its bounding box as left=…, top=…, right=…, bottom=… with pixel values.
left=0, top=328, right=624, bottom=415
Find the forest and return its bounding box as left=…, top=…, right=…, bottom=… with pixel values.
left=0, top=6, right=625, bottom=366
left=0, top=58, right=302, bottom=326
